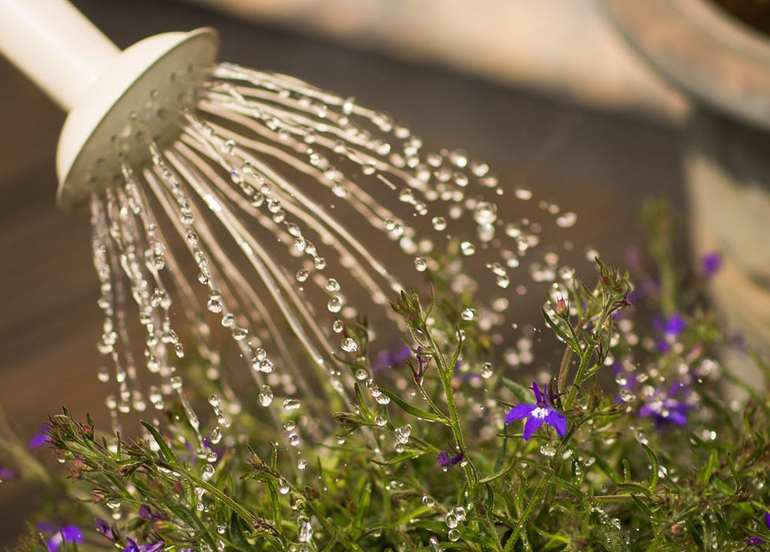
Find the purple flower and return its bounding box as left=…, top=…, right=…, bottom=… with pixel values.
left=701, top=252, right=722, bottom=277
left=505, top=382, right=567, bottom=441
left=372, top=345, right=411, bottom=373
left=138, top=504, right=166, bottom=521
left=95, top=518, right=116, bottom=541
left=639, top=382, right=692, bottom=428
left=124, top=537, right=165, bottom=552
left=747, top=511, right=770, bottom=544
left=654, top=313, right=686, bottom=353
left=37, top=523, right=83, bottom=552
left=0, top=465, right=16, bottom=480
left=437, top=451, right=464, bottom=467
left=29, top=425, right=52, bottom=449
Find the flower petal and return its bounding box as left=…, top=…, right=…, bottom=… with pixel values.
left=505, top=404, right=535, bottom=424
left=545, top=409, right=568, bottom=437
left=765, top=511, right=770, bottom=530
left=29, top=433, right=51, bottom=449
left=522, top=415, right=544, bottom=441
left=532, top=382, right=542, bottom=404
left=666, top=410, right=687, bottom=426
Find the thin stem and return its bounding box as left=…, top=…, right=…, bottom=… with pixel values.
left=564, top=350, right=593, bottom=410
left=425, top=326, right=478, bottom=491
left=556, top=346, right=574, bottom=391
left=503, top=472, right=551, bottom=551
left=415, top=379, right=450, bottom=421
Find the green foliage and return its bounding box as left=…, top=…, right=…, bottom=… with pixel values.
left=3, top=212, right=770, bottom=552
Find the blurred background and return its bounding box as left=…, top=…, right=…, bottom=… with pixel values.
left=0, top=0, right=706, bottom=545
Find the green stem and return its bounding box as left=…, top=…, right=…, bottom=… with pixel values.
left=415, top=380, right=450, bottom=421
left=173, top=463, right=266, bottom=531
left=556, top=346, right=574, bottom=392
left=503, top=472, right=552, bottom=551
left=564, top=350, right=593, bottom=410
left=425, top=327, right=478, bottom=491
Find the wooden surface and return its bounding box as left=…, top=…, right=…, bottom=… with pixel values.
left=0, top=0, right=684, bottom=545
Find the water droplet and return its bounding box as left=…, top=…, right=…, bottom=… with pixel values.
left=288, top=433, right=301, bottom=447
left=298, top=458, right=308, bottom=470
left=341, top=338, right=358, bottom=353
left=221, top=314, right=235, bottom=327
left=515, top=188, right=532, bottom=200
left=375, top=415, right=387, bottom=427
left=432, top=216, right=447, bottom=231
left=461, top=308, right=476, bottom=321
left=556, top=212, right=577, bottom=228
left=447, top=528, right=460, bottom=542
left=414, top=257, right=428, bottom=272
left=445, top=512, right=459, bottom=528
left=221, top=139, right=236, bottom=154
left=327, top=296, right=343, bottom=313
left=97, top=366, right=110, bottom=383
left=207, top=290, right=223, bottom=313
left=150, top=289, right=168, bottom=309
left=474, top=201, right=497, bottom=225
left=540, top=444, right=557, bottom=457
left=394, top=424, right=412, bottom=444
left=210, top=427, right=223, bottom=444
left=422, top=495, right=435, bottom=508
left=283, top=398, right=301, bottom=412
left=298, top=516, right=313, bottom=542
left=278, top=477, right=290, bottom=495
left=332, top=320, right=344, bottom=333
left=480, top=362, right=493, bottom=378
left=232, top=327, right=249, bottom=341
left=202, top=464, right=215, bottom=481
left=460, top=242, right=475, bottom=256
left=326, top=278, right=340, bottom=291
left=258, top=385, right=273, bottom=407
left=181, top=209, right=195, bottom=226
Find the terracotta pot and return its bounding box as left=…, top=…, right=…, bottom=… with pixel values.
left=602, top=0, right=770, bottom=363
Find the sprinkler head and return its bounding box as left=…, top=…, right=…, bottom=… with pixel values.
left=56, top=28, right=219, bottom=212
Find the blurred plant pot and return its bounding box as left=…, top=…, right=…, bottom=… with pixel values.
left=601, top=0, right=770, bottom=358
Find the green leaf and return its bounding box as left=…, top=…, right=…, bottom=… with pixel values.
left=641, top=443, right=659, bottom=491
left=616, top=482, right=653, bottom=499
left=589, top=507, right=626, bottom=552
left=500, top=378, right=533, bottom=404
left=369, top=450, right=425, bottom=466
left=478, top=463, right=516, bottom=485
left=140, top=422, right=179, bottom=468
left=379, top=388, right=447, bottom=423
left=630, top=495, right=655, bottom=519
left=354, top=384, right=374, bottom=422
left=353, top=481, right=371, bottom=532
left=542, top=308, right=581, bottom=355
left=697, top=450, right=718, bottom=486
left=267, top=480, right=281, bottom=529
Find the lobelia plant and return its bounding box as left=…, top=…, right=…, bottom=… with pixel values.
left=3, top=202, right=770, bottom=552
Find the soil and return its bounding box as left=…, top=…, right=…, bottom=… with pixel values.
left=712, top=0, right=770, bottom=35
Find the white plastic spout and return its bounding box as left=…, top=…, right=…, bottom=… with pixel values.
left=0, top=0, right=121, bottom=111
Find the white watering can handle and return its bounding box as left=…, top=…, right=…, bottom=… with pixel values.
left=0, top=0, right=120, bottom=111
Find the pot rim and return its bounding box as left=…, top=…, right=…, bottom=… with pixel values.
left=600, top=0, right=770, bottom=130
